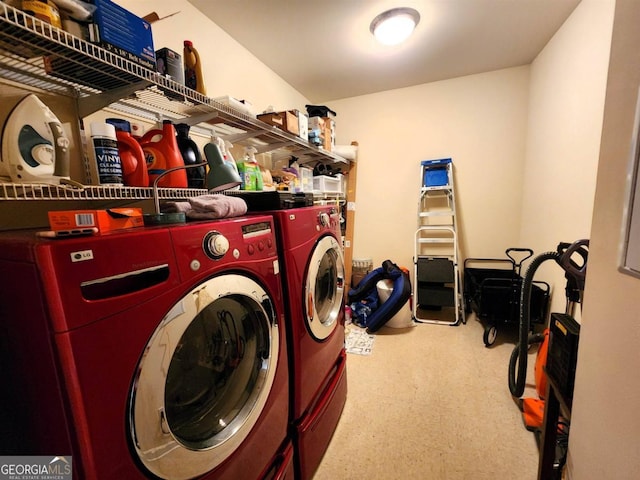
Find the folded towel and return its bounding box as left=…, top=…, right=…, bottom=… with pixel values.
left=162, top=201, right=192, bottom=213
left=188, top=194, right=247, bottom=218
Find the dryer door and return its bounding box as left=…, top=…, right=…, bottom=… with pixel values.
left=304, top=234, right=345, bottom=340
left=129, top=274, right=279, bottom=480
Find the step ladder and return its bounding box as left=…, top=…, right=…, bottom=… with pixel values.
left=413, top=158, right=464, bottom=325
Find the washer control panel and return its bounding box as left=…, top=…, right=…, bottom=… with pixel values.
left=317, top=207, right=339, bottom=231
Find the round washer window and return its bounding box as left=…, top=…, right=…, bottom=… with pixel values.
left=305, top=235, right=345, bottom=340
left=129, top=274, right=278, bottom=480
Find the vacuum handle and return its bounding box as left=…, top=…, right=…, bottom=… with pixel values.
left=557, top=239, right=589, bottom=290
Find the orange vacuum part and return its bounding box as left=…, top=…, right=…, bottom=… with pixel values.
left=522, top=329, right=549, bottom=431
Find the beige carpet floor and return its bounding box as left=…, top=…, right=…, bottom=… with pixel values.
left=314, top=314, right=540, bottom=480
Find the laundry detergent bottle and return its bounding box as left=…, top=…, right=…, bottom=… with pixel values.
left=106, top=118, right=149, bottom=187
left=184, top=40, right=206, bottom=95
left=175, top=123, right=205, bottom=189
left=139, top=120, right=187, bottom=188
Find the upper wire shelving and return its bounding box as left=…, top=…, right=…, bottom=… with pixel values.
left=0, top=1, right=348, bottom=201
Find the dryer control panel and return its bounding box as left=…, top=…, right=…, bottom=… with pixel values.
left=169, top=216, right=278, bottom=283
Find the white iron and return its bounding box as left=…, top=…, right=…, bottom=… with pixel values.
left=0, top=94, right=71, bottom=184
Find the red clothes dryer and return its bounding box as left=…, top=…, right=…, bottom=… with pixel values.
left=271, top=205, right=348, bottom=479
left=0, top=216, right=292, bottom=480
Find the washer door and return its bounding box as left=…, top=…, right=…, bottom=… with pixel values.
left=304, top=235, right=345, bottom=340
left=129, top=274, right=279, bottom=480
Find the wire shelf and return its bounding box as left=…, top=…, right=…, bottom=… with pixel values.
left=0, top=0, right=348, bottom=199
left=0, top=182, right=208, bottom=201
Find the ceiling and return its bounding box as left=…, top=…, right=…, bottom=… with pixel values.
left=187, top=0, right=581, bottom=103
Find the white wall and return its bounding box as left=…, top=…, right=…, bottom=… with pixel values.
left=520, top=0, right=614, bottom=314
left=330, top=67, right=530, bottom=270
left=568, top=0, right=640, bottom=477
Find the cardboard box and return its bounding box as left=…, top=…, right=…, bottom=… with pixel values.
left=156, top=48, right=183, bottom=84
left=155, top=47, right=184, bottom=100
left=298, top=112, right=309, bottom=140
left=283, top=111, right=299, bottom=135
left=285, top=110, right=300, bottom=136
left=257, top=111, right=299, bottom=135
left=257, top=112, right=285, bottom=128
left=323, top=117, right=335, bottom=152
left=308, top=116, right=325, bottom=131
left=87, top=0, right=156, bottom=70
left=48, top=208, right=144, bottom=234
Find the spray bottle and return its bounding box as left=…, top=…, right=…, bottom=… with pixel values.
left=245, top=146, right=263, bottom=190
left=139, top=120, right=187, bottom=188
left=284, top=156, right=301, bottom=192
left=183, top=40, right=206, bottom=95
left=214, top=136, right=239, bottom=175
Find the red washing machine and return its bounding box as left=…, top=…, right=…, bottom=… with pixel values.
left=0, top=216, right=294, bottom=480
left=271, top=204, right=348, bottom=480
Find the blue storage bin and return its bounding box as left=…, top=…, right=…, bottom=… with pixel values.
left=422, top=158, right=451, bottom=187
left=423, top=168, right=448, bottom=187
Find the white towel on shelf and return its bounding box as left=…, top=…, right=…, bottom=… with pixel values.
left=162, top=201, right=192, bottom=213
left=161, top=195, right=247, bottom=220
left=188, top=194, right=247, bottom=218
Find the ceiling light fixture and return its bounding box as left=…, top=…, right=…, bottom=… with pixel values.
left=370, top=7, right=420, bottom=46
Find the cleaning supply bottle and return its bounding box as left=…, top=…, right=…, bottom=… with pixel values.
left=245, top=146, right=263, bottom=190
left=87, top=121, right=123, bottom=185
left=214, top=136, right=240, bottom=175
left=183, top=40, right=206, bottom=95
left=284, top=157, right=301, bottom=192
left=175, top=123, right=205, bottom=189
left=236, top=161, right=256, bottom=190
left=105, top=118, right=149, bottom=187
left=139, top=120, right=187, bottom=188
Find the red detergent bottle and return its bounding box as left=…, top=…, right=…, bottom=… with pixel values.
left=139, top=120, right=188, bottom=188
left=106, top=118, right=149, bottom=187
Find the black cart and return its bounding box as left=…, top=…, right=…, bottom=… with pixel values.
left=463, top=248, right=550, bottom=347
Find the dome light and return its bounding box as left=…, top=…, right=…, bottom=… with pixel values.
left=370, top=7, right=420, bottom=46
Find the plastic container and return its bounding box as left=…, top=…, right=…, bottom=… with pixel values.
left=183, top=40, right=206, bottom=95
left=299, top=167, right=313, bottom=192
left=175, top=123, right=205, bottom=189
left=22, top=0, right=62, bottom=28
left=106, top=118, right=148, bottom=187
left=376, top=279, right=415, bottom=328
left=139, top=120, right=187, bottom=188
left=313, top=174, right=342, bottom=193
left=88, top=122, right=123, bottom=185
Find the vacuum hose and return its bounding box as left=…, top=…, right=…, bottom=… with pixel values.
left=508, top=239, right=589, bottom=398
left=508, top=250, right=560, bottom=398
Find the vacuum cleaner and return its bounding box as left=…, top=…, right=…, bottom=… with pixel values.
left=507, top=239, right=588, bottom=469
